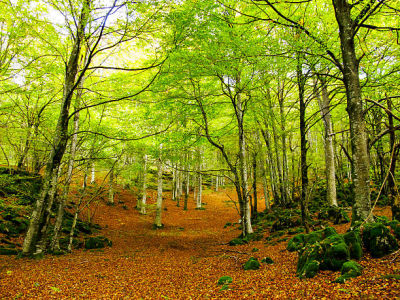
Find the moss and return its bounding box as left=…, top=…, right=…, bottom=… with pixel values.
left=320, top=234, right=350, bottom=271
left=297, top=243, right=323, bottom=278
left=362, top=222, right=399, bottom=258
left=243, top=257, right=260, bottom=270
left=341, top=260, right=362, bottom=276
left=84, top=236, right=112, bottom=249
left=261, top=257, right=274, bottom=264
left=388, top=220, right=400, bottom=239
left=304, top=260, right=320, bottom=278
left=287, top=234, right=305, bottom=252
left=229, top=238, right=246, bottom=246
left=287, top=227, right=305, bottom=235
left=0, top=247, right=19, bottom=255
left=323, top=227, right=337, bottom=238
left=343, top=230, right=362, bottom=260
left=304, top=230, right=323, bottom=245
left=217, top=276, right=233, bottom=285
left=334, top=260, right=362, bottom=283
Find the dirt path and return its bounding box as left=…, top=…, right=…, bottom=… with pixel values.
left=1, top=188, right=399, bottom=299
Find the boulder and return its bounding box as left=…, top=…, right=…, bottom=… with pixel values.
left=362, top=222, right=399, bottom=258
left=243, top=257, right=260, bottom=270
left=84, top=236, right=112, bottom=249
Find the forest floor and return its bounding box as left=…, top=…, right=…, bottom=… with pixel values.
left=1, top=187, right=400, bottom=299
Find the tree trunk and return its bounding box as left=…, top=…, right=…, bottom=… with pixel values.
left=154, top=151, right=163, bottom=228
left=236, top=76, right=253, bottom=235
left=90, top=163, right=95, bottom=184
left=387, top=99, right=400, bottom=220
left=297, top=54, right=310, bottom=232
left=50, top=94, right=81, bottom=251
left=333, top=0, right=372, bottom=223
left=108, top=168, right=114, bottom=205
left=141, top=154, right=147, bottom=215
left=252, top=152, right=258, bottom=216
left=316, top=77, right=338, bottom=207
left=22, top=1, right=90, bottom=256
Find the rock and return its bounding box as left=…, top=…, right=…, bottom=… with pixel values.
left=84, top=236, right=112, bottom=249
left=297, top=243, right=323, bottom=278
left=318, top=206, right=350, bottom=224
left=362, top=222, right=399, bottom=258
left=261, top=257, right=274, bottom=264
left=229, top=238, right=246, bottom=246
left=217, top=276, right=233, bottom=285
left=388, top=220, right=400, bottom=239
left=343, top=230, right=362, bottom=260
left=243, top=257, right=260, bottom=270
left=287, top=234, right=305, bottom=252
left=320, top=234, right=350, bottom=271
left=334, top=260, right=363, bottom=283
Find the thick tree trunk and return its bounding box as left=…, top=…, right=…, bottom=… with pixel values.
left=236, top=78, right=253, bottom=235
left=17, top=125, right=33, bottom=171
left=387, top=99, right=400, bottom=220
left=316, top=78, right=338, bottom=207
left=51, top=77, right=84, bottom=252
left=333, top=0, right=372, bottom=223
left=22, top=2, right=89, bottom=255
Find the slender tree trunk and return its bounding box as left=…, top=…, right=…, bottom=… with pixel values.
left=141, top=154, right=147, bottom=215
left=154, top=151, right=163, bottom=228
left=90, top=163, right=95, bottom=184
left=278, top=83, right=290, bottom=204
left=316, top=77, right=338, bottom=207
left=252, top=152, right=258, bottom=216
left=333, top=0, right=372, bottom=223
left=108, top=168, right=114, bottom=205
left=297, top=54, right=310, bottom=232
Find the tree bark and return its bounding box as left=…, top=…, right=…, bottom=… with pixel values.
left=22, top=0, right=90, bottom=256
left=297, top=54, right=310, bottom=232
left=316, top=77, right=338, bottom=207
left=141, top=154, right=147, bottom=215
left=154, top=150, right=163, bottom=228
left=333, top=0, right=372, bottom=223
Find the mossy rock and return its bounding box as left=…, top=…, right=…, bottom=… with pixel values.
left=59, top=237, right=82, bottom=250
left=261, top=257, right=274, bottom=264
left=0, top=247, right=19, bottom=255
left=362, top=222, right=399, bottom=258
left=334, top=260, right=363, bottom=283
left=318, top=206, right=350, bottom=224
left=343, top=230, right=363, bottom=260
left=304, top=231, right=324, bottom=245
left=388, top=220, right=400, bottom=239
left=320, top=234, right=350, bottom=271
left=217, top=276, right=233, bottom=285
left=297, top=243, right=323, bottom=278
left=287, top=227, right=305, bottom=235
left=287, top=234, right=305, bottom=252
left=229, top=238, right=246, bottom=246
left=243, top=257, right=260, bottom=270
left=84, top=236, right=112, bottom=249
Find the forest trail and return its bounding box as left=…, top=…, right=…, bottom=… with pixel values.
left=1, top=187, right=399, bottom=299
